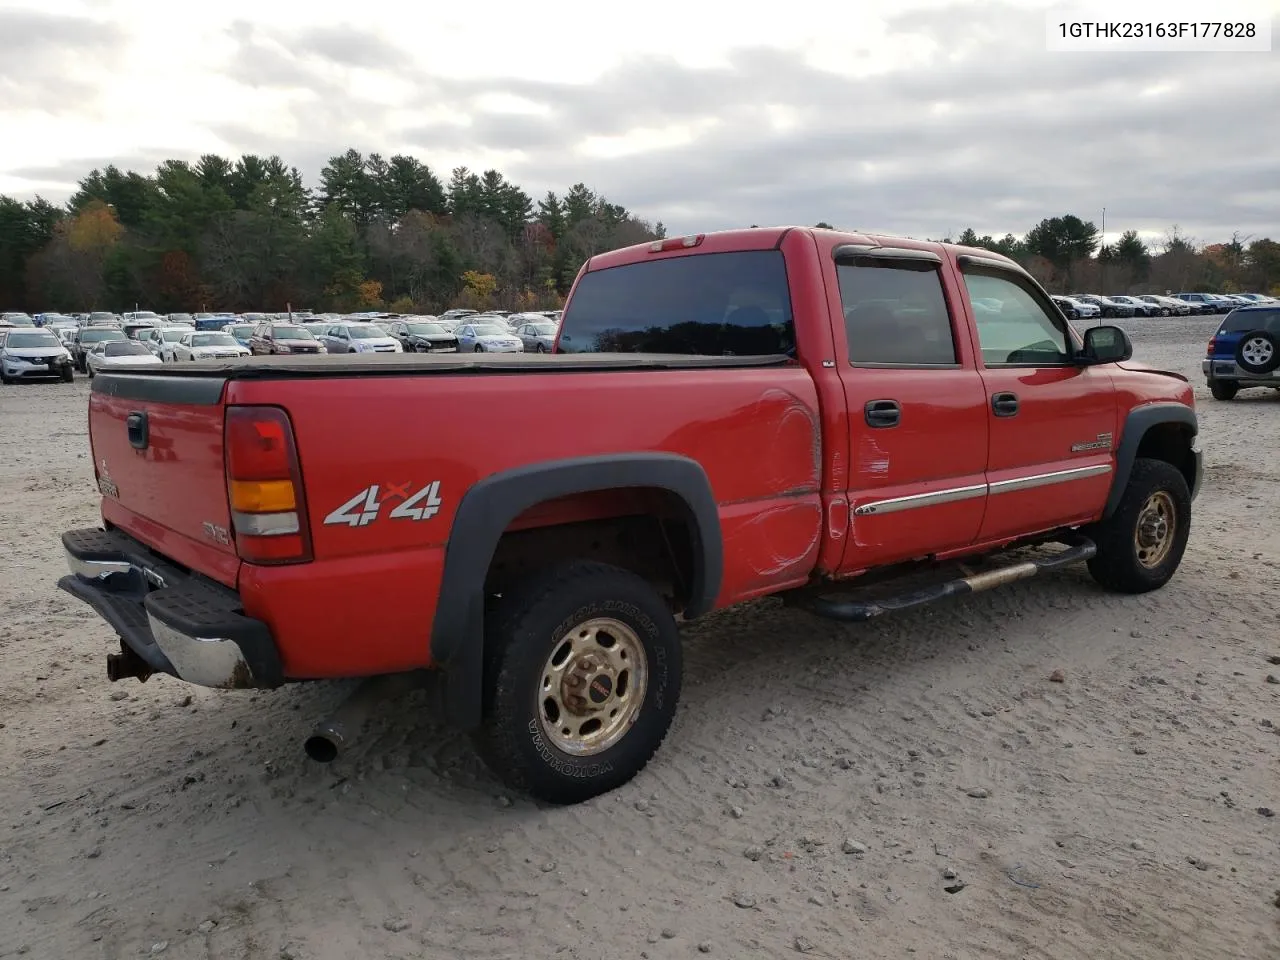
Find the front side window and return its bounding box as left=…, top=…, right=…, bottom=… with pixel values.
left=837, top=257, right=957, bottom=365
left=962, top=269, right=1072, bottom=366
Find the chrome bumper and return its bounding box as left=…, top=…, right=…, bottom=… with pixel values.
left=58, top=528, right=282, bottom=689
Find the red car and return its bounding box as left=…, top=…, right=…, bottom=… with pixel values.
left=59, top=227, right=1201, bottom=803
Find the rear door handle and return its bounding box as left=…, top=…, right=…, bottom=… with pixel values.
left=991, top=392, right=1019, bottom=417
left=865, top=399, right=901, bottom=428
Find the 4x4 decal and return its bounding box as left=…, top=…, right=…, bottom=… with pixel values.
left=324, top=482, right=443, bottom=527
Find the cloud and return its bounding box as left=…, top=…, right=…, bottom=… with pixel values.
left=0, top=10, right=130, bottom=113
left=0, top=0, right=1277, bottom=244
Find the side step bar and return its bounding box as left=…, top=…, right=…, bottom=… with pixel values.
left=785, top=538, right=1097, bottom=623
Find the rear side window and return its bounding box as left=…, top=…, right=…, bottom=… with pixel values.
left=1222, top=309, right=1280, bottom=333
left=558, top=251, right=794, bottom=355
left=837, top=258, right=956, bottom=365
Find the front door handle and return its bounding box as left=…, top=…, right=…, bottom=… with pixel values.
left=991, top=392, right=1019, bottom=417
left=865, top=399, right=901, bottom=428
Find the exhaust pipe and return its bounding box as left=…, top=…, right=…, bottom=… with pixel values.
left=304, top=670, right=429, bottom=764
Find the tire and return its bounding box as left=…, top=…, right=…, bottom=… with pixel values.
left=61, top=366, right=73, bottom=382
left=1210, top=380, right=1238, bottom=401
left=0, top=373, right=12, bottom=385
left=1085, top=457, right=1191, bottom=594
left=1160, top=308, right=1170, bottom=317
left=1234, top=331, right=1280, bottom=374
left=472, top=560, right=682, bottom=805
left=536, top=343, right=546, bottom=353
left=474, top=345, right=484, bottom=353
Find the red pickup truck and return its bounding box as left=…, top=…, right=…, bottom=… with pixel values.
left=60, top=227, right=1201, bottom=804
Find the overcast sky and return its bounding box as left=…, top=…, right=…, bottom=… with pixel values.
left=1, top=0, right=1277, bottom=245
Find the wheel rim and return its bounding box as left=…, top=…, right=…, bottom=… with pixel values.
left=1134, top=491, right=1176, bottom=569
left=537, top=617, right=648, bottom=757
left=1241, top=337, right=1272, bottom=367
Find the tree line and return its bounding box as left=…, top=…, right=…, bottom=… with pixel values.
left=0, top=149, right=665, bottom=314
left=4, top=157, right=1277, bottom=315
left=815, top=215, right=1279, bottom=297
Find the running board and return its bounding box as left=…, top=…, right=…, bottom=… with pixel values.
left=785, top=538, right=1097, bottom=623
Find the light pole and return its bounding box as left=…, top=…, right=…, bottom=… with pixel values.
left=1100, top=206, right=1106, bottom=305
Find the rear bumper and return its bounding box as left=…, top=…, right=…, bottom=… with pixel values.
left=1202, top=359, right=1280, bottom=385
left=57, top=527, right=283, bottom=689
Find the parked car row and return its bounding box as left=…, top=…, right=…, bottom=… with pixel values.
left=1041, top=292, right=1275, bottom=322
left=1, top=307, right=567, bottom=383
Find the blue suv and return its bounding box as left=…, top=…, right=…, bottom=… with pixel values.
left=1202, top=304, right=1280, bottom=400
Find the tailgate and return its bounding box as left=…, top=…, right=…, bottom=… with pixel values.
left=89, top=372, right=241, bottom=587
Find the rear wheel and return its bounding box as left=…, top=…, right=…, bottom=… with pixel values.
left=473, top=560, right=682, bottom=804
left=1210, top=380, right=1238, bottom=401
left=1086, top=458, right=1191, bottom=594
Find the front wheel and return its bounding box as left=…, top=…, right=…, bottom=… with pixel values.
left=473, top=560, right=682, bottom=805
left=474, top=345, right=484, bottom=353
left=1085, top=458, right=1191, bottom=594
left=1210, top=380, right=1238, bottom=401
left=61, top=366, right=74, bottom=382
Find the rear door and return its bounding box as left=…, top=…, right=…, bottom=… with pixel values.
left=825, top=243, right=990, bottom=573
left=953, top=254, right=1117, bottom=542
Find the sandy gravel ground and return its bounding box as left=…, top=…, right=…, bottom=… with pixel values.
left=1, top=316, right=1278, bottom=960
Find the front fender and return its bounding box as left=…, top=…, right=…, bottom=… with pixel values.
left=1105, top=402, right=1199, bottom=518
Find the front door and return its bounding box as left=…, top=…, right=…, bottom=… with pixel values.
left=827, top=244, right=991, bottom=574
left=953, top=258, right=1118, bottom=543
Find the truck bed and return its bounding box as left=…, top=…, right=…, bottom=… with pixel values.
left=95, top=351, right=792, bottom=384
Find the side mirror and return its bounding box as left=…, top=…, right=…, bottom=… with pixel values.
left=1079, top=325, right=1132, bottom=365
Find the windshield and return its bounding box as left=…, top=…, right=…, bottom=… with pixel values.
left=273, top=326, right=314, bottom=340
left=3, top=313, right=34, bottom=326
left=104, top=341, right=151, bottom=357
left=193, top=333, right=237, bottom=347
left=82, top=330, right=126, bottom=343
left=470, top=324, right=508, bottom=336
left=346, top=325, right=385, bottom=339
left=558, top=250, right=795, bottom=355
left=405, top=322, right=447, bottom=335
left=132, top=312, right=160, bottom=319
left=228, top=325, right=254, bottom=337
left=162, top=329, right=191, bottom=342
left=88, top=312, right=115, bottom=321
left=7, top=332, right=59, bottom=348
left=527, top=323, right=557, bottom=336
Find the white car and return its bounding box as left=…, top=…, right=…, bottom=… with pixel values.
left=1, top=328, right=76, bottom=383
left=138, top=325, right=196, bottom=362
left=172, top=331, right=251, bottom=362
left=85, top=339, right=164, bottom=375
left=315, top=322, right=403, bottom=354
left=1136, top=295, right=1191, bottom=316
left=455, top=321, right=525, bottom=353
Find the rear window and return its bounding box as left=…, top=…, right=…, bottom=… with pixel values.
left=1222, top=308, right=1280, bottom=333
left=104, top=341, right=150, bottom=357
left=558, top=250, right=795, bottom=355
left=81, top=330, right=126, bottom=343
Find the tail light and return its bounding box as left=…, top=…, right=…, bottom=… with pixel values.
left=1207, top=336, right=1218, bottom=354
left=224, top=405, right=312, bottom=564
